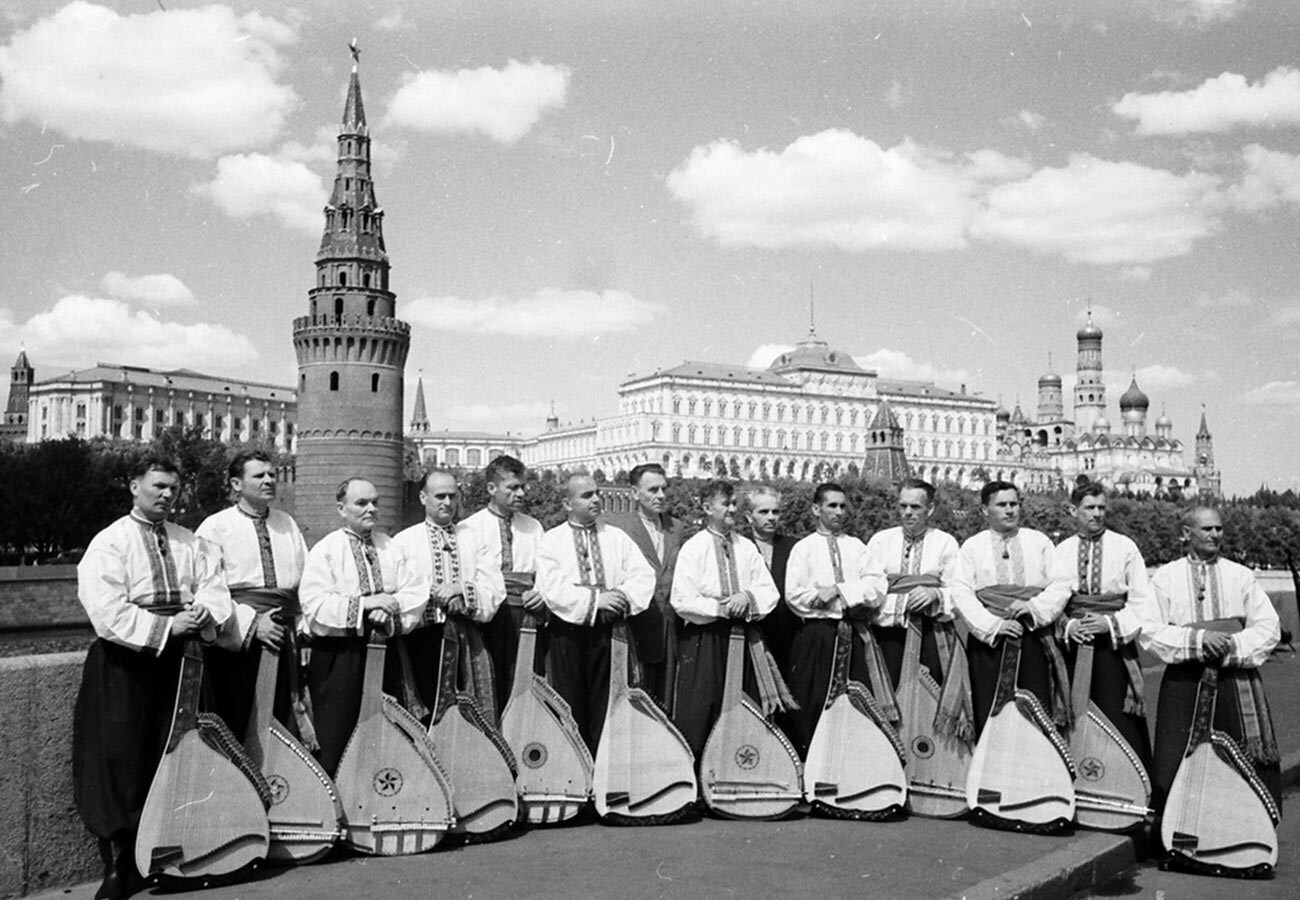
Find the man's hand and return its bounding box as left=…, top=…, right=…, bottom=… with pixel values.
left=253, top=612, right=286, bottom=649
left=904, top=586, right=942, bottom=614
left=433, top=582, right=464, bottom=604
left=521, top=587, right=546, bottom=612
left=813, top=584, right=841, bottom=609
left=1003, top=599, right=1032, bottom=619
left=596, top=590, right=629, bottom=622
left=446, top=596, right=470, bottom=617
left=1072, top=612, right=1109, bottom=644
left=723, top=592, right=751, bottom=619
left=994, top=618, right=1024, bottom=640
left=363, top=593, right=400, bottom=635
left=1201, top=631, right=1234, bottom=661
left=169, top=606, right=213, bottom=637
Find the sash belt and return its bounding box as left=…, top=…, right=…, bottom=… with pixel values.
left=977, top=585, right=1073, bottom=730
left=449, top=617, right=500, bottom=726
left=745, top=624, right=798, bottom=716
left=503, top=571, right=536, bottom=608
left=1066, top=591, right=1145, bottom=717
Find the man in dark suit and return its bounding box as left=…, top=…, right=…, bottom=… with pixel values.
left=605, top=463, right=684, bottom=709
left=745, top=485, right=800, bottom=675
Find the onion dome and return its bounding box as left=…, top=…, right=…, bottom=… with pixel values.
left=1119, top=376, right=1150, bottom=411
left=996, top=404, right=1011, bottom=422
left=1092, top=415, right=1111, bottom=433
left=1038, top=370, right=1062, bottom=388
left=1155, top=409, right=1172, bottom=429
left=1077, top=311, right=1102, bottom=341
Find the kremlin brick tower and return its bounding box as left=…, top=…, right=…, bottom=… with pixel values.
left=292, top=51, right=410, bottom=540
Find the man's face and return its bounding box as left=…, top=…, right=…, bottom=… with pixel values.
left=339, top=480, right=380, bottom=535
left=1184, top=509, right=1223, bottom=559
left=421, top=473, right=459, bottom=527
left=747, top=494, right=781, bottom=540
left=233, top=459, right=276, bottom=508
left=1072, top=494, right=1107, bottom=538
left=814, top=490, right=848, bottom=533
left=131, top=469, right=179, bottom=521
left=704, top=492, right=737, bottom=534
left=896, top=487, right=932, bottom=536
left=488, top=473, right=526, bottom=514
left=564, top=476, right=602, bottom=525
left=983, top=489, right=1020, bottom=534
left=634, top=472, right=669, bottom=517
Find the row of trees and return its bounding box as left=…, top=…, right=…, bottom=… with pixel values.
left=2, top=432, right=1297, bottom=571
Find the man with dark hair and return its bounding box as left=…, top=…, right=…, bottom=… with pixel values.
left=606, top=462, right=684, bottom=708
left=197, top=450, right=310, bottom=741
left=1052, top=478, right=1156, bottom=772
left=537, top=474, right=655, bottom=751
left=1143, top=506, right=1281, bottom=814
left=669, top=480, right=782, bottom=755
left=745, top=485, right=800, bottom=673
left=299, top=477, right=427, bottom=775
left=394, top=469, right=504, bottom=719
left=950, top=481, right=1072, bottom=734
left=74, top=456, right=233, bottom=900
left=459, top=454, right=546, bottom=711
left=784, top=482, right=880, bottom=754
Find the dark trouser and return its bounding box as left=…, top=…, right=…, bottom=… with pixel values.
left=967, top=629, right=1054, bottom=737
left=1152, top=661, right=1282, bottom=814
left=1064, top=636, right=1153, bottom=773
left=872, top=621, right=946, bottom=692
left=785, top=618, right=873, bottom=758
left=397, top=622, right=445, bottom=721
left=306, top=636, right=406, bottom=777
left=205, top=637, right=298, bottom=741
left=761, top=600, right=800, bottom=677
left=546, top=619, right=614, bottom=754
left=673, top=620, right=759, bottom=758
left=486, top=603, right=547, bottom=712
left=73, top=639, right=183, bottom=840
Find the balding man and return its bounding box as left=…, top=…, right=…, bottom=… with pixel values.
left=1143, top=507, right=1282, bottom=814
left=300, top=478, right=428, bottom=775
left=745, top=485, right=800, bottom=675
left=536, top=474, right=655, bottom=752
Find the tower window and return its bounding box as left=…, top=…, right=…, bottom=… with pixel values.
left=301, top=373, right=306, bottom=390
left=367, top=299, right=375, bottom=316
left=330, top=371, right=340, bottom=391
left=338, top=271, right=347, bottom=287
left=335, top=297, right=344, bottom=317
left=363, top=272, right=371, bottom=288
left=371, top=373, right=380, bottom=392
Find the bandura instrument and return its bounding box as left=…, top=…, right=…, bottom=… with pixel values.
left=242, top=645, right=344, bottom=863
left=804, top=621, right=907, bottom=820
left=593, top=622, right=697, bottom=824
left=333, top=632, right=455, bottom=855
left=427, top=620, right=519, bottom=839
left=896, top=616, right=970, bottom=819
left=1162, top=621, right=1279, bottom=877
left=966, top=635, right=1076, bottom=834
left=500, top=614, right=594, bottom=824
left=699, top=624, right=803, bottom=819
left=1067, top=643, right=1151, bottom=832
left=136, top=639, right=270, bottom=882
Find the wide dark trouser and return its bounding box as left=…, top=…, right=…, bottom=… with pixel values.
left=872, top=621, right=946, bottom=692
left=73, top=639, right=183, bottom=840
left=1152, top=661, right=1282, bottom=815
left=761, top=600, right=800, bottom=678
left=485, top=603, right=548, bottom=712
left=546, top=619, right=613, bottom=755
left=673, top=620, right=760, bottom=758
left=1064, top=635, right=1153, bottom=773
left=785, top=618, right=873, bottom=758
left=205, top=639, right=298, bottom=741
left=306, top=635, right=408, bottom=778
left=967, top=627, right=1054, bottom=737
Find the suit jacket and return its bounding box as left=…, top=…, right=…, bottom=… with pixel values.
left=605, top=509, right=685, bottom=665
left=759, top=533, right=800, bottom=673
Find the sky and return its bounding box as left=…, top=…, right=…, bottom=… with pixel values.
left=1, top=0, right=1299, bottom=496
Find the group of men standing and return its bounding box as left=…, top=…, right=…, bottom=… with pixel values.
left=71, top=451, right=1282, bottom=900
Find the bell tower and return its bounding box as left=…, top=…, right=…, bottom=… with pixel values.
left=292, top=46, right=410, bottom=540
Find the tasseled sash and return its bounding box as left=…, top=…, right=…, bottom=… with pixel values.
left=978, top=585, right=1073, bottom=730
left=1065, top=592, right=1145, bottom=717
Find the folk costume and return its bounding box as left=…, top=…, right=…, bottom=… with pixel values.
left=863, top=526, right=961, bottom=690
left=459, top=507, right=545, bottom=712
left=783, top=530, right=880, bottom=755
left=393, top=519, right=505, bottom=722
left=669, top=528, right=786, bottom=756
left=197, top=505, right=310, bottom=742
left=606, top=508, right=685, bottom=709
left=1144, top=556, right=1282, bottom=811
left=73, top=513, right=233, bottom=845
left=753, top=531, right=800, bottom=675
left=950, top=528, right=1073, bottom=736
left=299, top=528, right=428, bottom=776
left=535, top=520, right=655, bottom=752
left=1053, top=530, right=1157, bottom=770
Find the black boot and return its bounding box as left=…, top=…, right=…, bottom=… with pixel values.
left=93, top=839, right=124, bottom=900
left=112, top=836, right=143, bottom=899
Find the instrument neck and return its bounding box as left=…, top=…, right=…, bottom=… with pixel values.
left=509, top=613, right=539, bottom=701
left=164, top=638, right=205, bottom=753
left=246, top=644, right=280, bottom=750
left=608, top=622, right=630, bottom=697
left=900, top=616, right=923, bottom=681
left=359, top=632, right=388, bottom=723
left=1069, top=642, right=1094, bottom=716
left=722, top=623, right=746, bottom=711
left=434, top=622, right=461, bottom=720
left=1186, top=664, right=1220, bottom=753
left=827, top=620, right=852, bottom=706
left=991, top=635, right=1022, bottom=714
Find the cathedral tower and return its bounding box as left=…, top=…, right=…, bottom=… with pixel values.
left=1119, top=376, right=1149, bottom=439
left=292, top=52, right=410, bottom=541
left=1195, top=409, right=1221, bottom=499
left=2, top=350, right=33, bottom=443
left=1073, top=311, right=1106, bottom=433
left=1035, top=355, right=1064, bottom=422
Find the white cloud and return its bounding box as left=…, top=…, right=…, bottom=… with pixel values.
left=745, top=344, right=794, bottom=369
left=1118, top=266, right=1152, bottom=282
left=1017, top=109, right=1046, bottom=131
left=1147, top=0, right=1253, bottom=27
left=402, top=289, right=666, bottom=338
left=384, top=59, right=569, bottom=143
left=856, top=348, right=971, bottom=386
left=1226, top=143, right=1300, bottom=212
left=101, top=271, right=195, bottom=307
left=1270, top=305, right=1300, bottom=327
left=1113, top=67, right=1300, bottom=135
left=972, top=154, right=1219, bottom=264
left=667, top=130, right=1029, bottom=252
left=192, top=152, right=326, bottom=234
left=0, top=2, right=297, bottom=159
left=1239, top=380, right=1300, bottom=406
left=0, top=295, right=258, bottom=372
left=884, top=81, right=908, bottom=110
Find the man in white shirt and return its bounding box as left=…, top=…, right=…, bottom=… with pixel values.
left=536, top=474, right=655, bottom=752
left=746, top=485, right=799, bottom=676
left=394, top=469, right=504, bottom=720
left=198, top=450, right=309, bottom=741
left=299, top=477, right=428, bottom=775
left=1143, top=506, right=1281, bottom=812
left=73, top=456, right=232, bottom=900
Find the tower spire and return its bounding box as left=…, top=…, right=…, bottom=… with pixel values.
left=410, top=371, right=430, bottom=433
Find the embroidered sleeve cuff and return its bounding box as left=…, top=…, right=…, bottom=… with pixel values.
left=242, top=611, right=261, bottom=652
left=347, top=594, right=363, bottom=637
